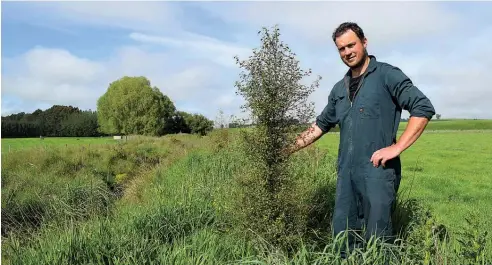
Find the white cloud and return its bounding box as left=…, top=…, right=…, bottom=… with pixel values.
left=2, top=47, right=106, bottom=108
left=129, top=32, right=252, bottom=68
left=25, top=47, right=105, bottom=84
left=198, top=2, right=462, bottom=46
left=6, top=1, right=180, bottom=34
left=378, top=27, right=492, bottom=119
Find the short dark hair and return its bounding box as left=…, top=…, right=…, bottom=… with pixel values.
left=332, top=22, right=365, bottom=42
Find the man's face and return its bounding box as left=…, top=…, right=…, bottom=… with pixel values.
left=335, top=29, right=367, bottom=69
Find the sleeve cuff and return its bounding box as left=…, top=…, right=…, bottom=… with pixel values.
left=409, top=110, right=435, bottom=120
left=315, top=117, right=331, bottom=133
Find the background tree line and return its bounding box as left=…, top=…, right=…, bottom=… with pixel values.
left=2, top=76, right=214, bottom=138
left=1, top=106, right=100, bottom=138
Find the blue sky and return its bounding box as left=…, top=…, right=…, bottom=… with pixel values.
left=2, top=1, right=492, bottom=122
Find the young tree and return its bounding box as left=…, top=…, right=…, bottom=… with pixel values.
left=233, top=25, right=321, bottom=248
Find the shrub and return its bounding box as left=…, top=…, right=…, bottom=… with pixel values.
left=232, top=25, right=321, bottom=249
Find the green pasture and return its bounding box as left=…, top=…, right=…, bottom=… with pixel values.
left=1, top=137, right=117, bottom=153
left=399, top=118, right=492, bottom=131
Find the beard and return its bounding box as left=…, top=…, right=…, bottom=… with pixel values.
left=348, top=48, right=368, bottom=70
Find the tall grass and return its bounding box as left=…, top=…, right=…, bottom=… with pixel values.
left=1, top=135, right=202, bottom=237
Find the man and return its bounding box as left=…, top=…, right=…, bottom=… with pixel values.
left=287, top=22, right=435, bottom=255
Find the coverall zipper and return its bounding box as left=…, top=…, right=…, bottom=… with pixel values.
left=344, top=73, right=366, bottom=179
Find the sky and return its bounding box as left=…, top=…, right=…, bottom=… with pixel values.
left=2, top=1, right=492, bottom=123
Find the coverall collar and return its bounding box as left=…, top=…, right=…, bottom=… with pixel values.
left=344, top=55, right=378, bottom=80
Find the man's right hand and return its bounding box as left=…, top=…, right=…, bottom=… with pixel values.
left=285, top=122, right=325, bottom=155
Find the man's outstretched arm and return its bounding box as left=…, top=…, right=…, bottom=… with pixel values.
left=286, top=122, right=325, bottom=154
left=286, top=87, right=338, bottom=155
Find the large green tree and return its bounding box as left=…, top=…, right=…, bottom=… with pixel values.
left=97, top=76, right=176, bottom=136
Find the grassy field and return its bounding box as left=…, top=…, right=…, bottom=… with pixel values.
left=1, top=120, right=491, bottom=264
left=399, top=119, right=492, bottom=131
left=1, top=137, right=117, bottom=153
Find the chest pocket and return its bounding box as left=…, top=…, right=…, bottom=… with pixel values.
left=334, top=94, right=350, bottom=123
left=356, top=81, right=381, bottom=120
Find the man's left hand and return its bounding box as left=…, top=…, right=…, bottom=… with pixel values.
left=370, top=145, right=402, bottom=167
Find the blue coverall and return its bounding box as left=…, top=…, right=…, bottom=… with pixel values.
left=315, top=55, right=435, bottom=249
